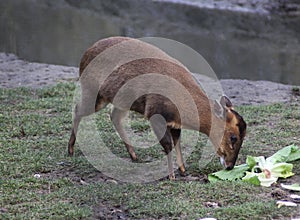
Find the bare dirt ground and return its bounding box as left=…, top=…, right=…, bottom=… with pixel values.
left=0, top=52, right=297, bottom=106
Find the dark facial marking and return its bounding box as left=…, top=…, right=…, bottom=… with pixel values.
left=231, top=110, right=247, bottom=140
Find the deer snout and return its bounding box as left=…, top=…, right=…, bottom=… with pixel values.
left=225, top=163, right=234, bottom=170
left=219, top=157, right=234, bottom=170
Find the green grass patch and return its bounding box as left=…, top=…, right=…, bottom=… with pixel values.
left=0, top=83, right=299, bottom=219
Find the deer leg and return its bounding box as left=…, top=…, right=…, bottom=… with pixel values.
left=111, top=107, right=137, bottom=161
left=68, top=103, right=83, bottom=156
left=68, top=94, right=107, bottom=156
left=150, top=118, right=175, bottom=180
left=171, top=129, right=187, bottom=176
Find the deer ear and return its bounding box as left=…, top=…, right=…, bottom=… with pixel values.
left=214, top=96, right=235, bottom=120
left=220, top=96, right=235, bottom=122
left=214, top=100, right=225, bottom=119
left=220, top=95, right=234, bottom=110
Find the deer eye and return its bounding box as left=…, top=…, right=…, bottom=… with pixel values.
left=230, top=135, right=238, bottom=145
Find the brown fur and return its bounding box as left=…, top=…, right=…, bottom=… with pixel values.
left=68, top=36, right=246, bottom=179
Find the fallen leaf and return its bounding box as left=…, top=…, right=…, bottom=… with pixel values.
left=276, top=200, right=297, bottom=208
left=34, top=174, right=41, bottom=178
left=204, top=202, right=219, bottom=208
left=0, top=208, right=8, bottom=213
left=281, top=183, right=300, bottom=191
left=80, top=179, right=89, bottom=185
left=290, top=194, right=300, bottom=203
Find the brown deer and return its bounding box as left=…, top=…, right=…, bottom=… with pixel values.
left=68, top=36, right=246, bottom=180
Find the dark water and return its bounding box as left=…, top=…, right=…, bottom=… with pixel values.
left=1, top=0, right=299, bottom=84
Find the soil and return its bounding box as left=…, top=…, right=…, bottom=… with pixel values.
left=0, top=52, right=297, bottom=106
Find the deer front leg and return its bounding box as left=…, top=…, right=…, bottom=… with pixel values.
left=68, top=93, right=108, bottom=156
left=68, top=104, right=82, bottom=156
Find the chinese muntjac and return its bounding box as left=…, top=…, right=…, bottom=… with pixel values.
left=68, top=36, right=247, bottom=180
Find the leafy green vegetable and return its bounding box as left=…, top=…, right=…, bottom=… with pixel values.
left=246, top=156, right=257, bottom=169
left=242, top=157, right=294, bottom=187
left=267, top=144, right=300, bottom=163
left=270, top=163, right=294, bottom=178
left=208, top=145, right=300, bottom=187
left=208, top=164, right=249, bottom=182
left=242, top=172, right=261, bottom=186
left=286, top=144, right=300, bottom=162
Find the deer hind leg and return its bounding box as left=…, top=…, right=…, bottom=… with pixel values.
left=111, top=107, right=137, bottom=161
left=149, top=116, right=175, bottom=180
left=68, top=94, right=108, bottom=156
left=171, top=129, right=187, bottom=176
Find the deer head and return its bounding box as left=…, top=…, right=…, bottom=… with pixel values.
left=212, top=96, right=247, bottom=170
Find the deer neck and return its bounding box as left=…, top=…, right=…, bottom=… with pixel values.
left=180, top=88, right=213, bottom=136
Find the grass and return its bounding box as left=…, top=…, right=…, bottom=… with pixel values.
left=0, top=82, right=300, bottom=219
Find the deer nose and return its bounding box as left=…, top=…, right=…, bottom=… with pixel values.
left=225, top=162, right=234, bottom=170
